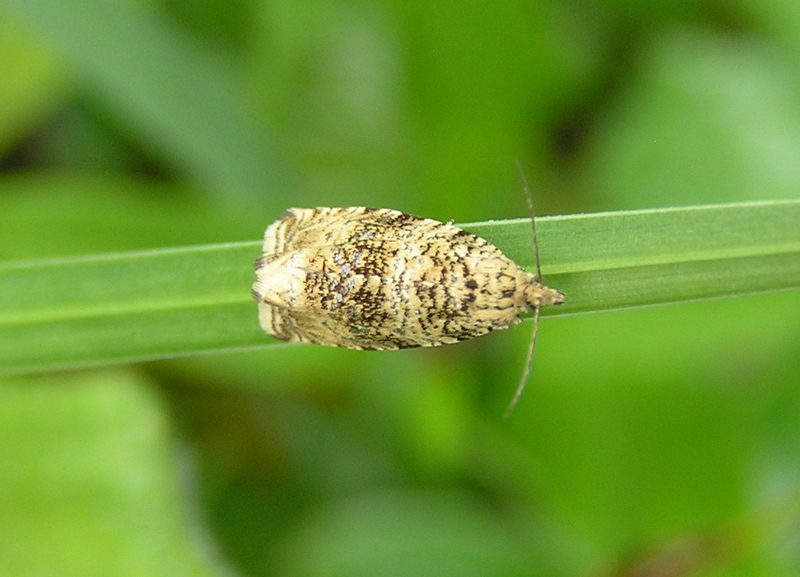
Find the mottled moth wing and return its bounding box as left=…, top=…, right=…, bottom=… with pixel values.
left=253, top=207, right=557, bottom=350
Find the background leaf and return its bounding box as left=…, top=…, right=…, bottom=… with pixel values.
left=0, top=369, right=223, bottom=577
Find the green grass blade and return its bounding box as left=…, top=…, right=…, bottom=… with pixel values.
left=1, top=200, right=798, bottom=375
left=0, top=243, right=263, bottom=375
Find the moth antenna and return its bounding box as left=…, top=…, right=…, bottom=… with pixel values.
left=515, top=159, right=542, bottom=280
left=505, top=160, right=543, bottom=417
left=504, top=307, right=541, bottom=418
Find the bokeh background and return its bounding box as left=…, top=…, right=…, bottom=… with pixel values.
left=1, top=0, right=800, bottom=575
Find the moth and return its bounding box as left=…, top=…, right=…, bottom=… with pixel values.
left=252, top=188, right=564, bottom=414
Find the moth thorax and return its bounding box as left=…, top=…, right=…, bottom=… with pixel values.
left=525, top=281, right=566, bottom=309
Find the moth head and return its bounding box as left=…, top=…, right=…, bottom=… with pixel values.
left=524, top=282, right=565, bottom=310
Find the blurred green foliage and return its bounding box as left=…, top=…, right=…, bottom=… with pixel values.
left=0, top=0, right=799, bottom=576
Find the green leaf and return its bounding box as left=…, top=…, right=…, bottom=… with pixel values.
left=0, top=369, right=222, bottom=577
left=0, top=0, right=282, bottom=202
left=1, top=200, right=798, bottom=375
